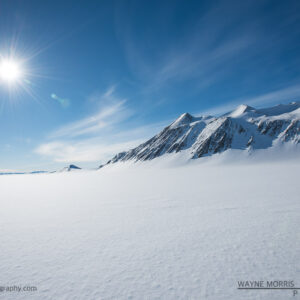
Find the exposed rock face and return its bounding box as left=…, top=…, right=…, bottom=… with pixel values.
left=101, top=102, right=300, bottom=166
left=60, top=165, right=82, bottom=172
left=68, top=164, right=81, bottom=170
left=257, top=119, right=289, bottom=136
left=283, top=120, right=300, bottom=143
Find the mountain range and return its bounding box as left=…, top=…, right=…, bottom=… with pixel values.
left=102, top=101, right=300, bottom=166
left=2, top=101, right=299, bottom=175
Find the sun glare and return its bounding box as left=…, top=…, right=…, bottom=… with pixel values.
left=0, top=59, right=22, bottom=83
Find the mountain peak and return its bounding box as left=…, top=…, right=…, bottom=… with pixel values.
left=170, top=112, right=194, bottom=128
left=69, top=164, right=81, bottom=170
left=229, top=104, right=256, bottom=117
left=60, top=164, right=81, bottom=172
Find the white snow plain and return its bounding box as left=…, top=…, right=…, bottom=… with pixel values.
left=0, top=155, right=299, bottom=299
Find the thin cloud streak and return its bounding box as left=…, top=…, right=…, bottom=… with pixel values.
left=115, top=0, right=262, bottom=91
left=198, top=84, right=300, bottom=116
left=35, top=85, right=170, bottom=164
left=35, top=139, right=144, bottom=163
left=35, top=119, right=168, bottom=164
left=49, top=87, right=132, bottom=138
left=51, top=100, right=128, bottom=138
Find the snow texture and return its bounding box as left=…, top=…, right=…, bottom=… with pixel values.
left=0, top=157, right=299, bottom=299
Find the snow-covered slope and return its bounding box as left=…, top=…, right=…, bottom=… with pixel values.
left=105, top=102, right=300, bottom=165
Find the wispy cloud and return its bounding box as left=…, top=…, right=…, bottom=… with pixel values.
left=35, top=120, right=167, bottom=164
left=49, top=86, right=132, bottom=138
left=115, top=0, right=300, bottom=100
left=50, top=100, right=129, bottom=138
left=35, top=86, right=168, bottom=164
left=115, top=1, right=261, bottom=91
left=239, top=85, right=300, bottom=107
left=152, top=35, right=253, bottom=90
left=35, top=138, right=143, bottom=163
left=198, top=84, right=300, bottom=116
left=0, top=169, right=19, bottom=173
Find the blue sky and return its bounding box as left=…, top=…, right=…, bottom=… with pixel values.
left=0, top=0, right=300, bottom=171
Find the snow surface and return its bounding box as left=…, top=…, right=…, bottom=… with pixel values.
left=0, top=157, right=299, bottom=299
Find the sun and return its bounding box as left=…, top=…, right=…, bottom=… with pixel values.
left=0, top=59, right=22, bottom=83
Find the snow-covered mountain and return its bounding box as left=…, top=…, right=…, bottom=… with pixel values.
left=104, top=102, right=300, bottom=165
left=59, top=164, right=82, bottom=172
